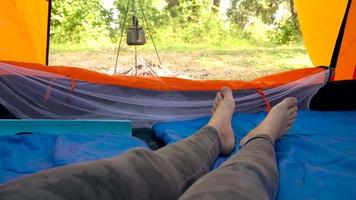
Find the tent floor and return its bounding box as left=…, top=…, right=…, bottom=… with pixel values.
left=133, top=128, right=165, bottom=150
left=0, top=104, right=15, bottom=119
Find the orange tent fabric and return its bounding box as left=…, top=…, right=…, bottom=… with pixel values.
left=0, top=0, right=49, bottom=65
left=294, top=0, right=348, bottom=67
left=335, top=0, right=356, bottom=80
left=0, top=0, right=354, bottom=82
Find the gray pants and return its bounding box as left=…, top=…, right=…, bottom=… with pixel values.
left=0, top=126, right=278, bottom=200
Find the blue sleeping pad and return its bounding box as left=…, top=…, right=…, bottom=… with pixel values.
left=153, top=111, right=356, bottom=200
left=0, top=133, right=148, bottom=184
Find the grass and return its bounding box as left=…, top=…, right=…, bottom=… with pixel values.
left=49, top=38, right=312, bottom=81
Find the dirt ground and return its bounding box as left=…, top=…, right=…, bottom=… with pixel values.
left=49, top=49, right=312, bottom=81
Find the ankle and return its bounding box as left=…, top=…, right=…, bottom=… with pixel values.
left=240, top=134, right=274, bottom=147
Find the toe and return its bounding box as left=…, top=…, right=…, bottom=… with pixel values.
left=287, top=118, right=295, bottom=126
left=221, top=87, right=233, bottom=98
left=211, top=106, right=215, bottom=113
left=286, top=124, right=292, bottom=130
left=285, top=97, right=298, bottom=107
left=212, top=102, right=217, bottom=111
left=288, top=106, right=298, bottom=113
left=216, top=92, right=223, bottom=101
left=214, top=96, right=220, bottom=105
left=290, top=112, right=297, bottom=119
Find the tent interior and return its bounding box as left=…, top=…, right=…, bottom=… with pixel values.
left=0, top=0, right=356, bottom=199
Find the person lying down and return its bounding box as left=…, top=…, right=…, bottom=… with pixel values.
left=0, top=87, right=297, bottom=200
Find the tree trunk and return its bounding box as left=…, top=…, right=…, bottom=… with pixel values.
left=289, top=0, right=297, bottom=18
left=212, top=0, right=220, bottom=13
left=166, top=0, right=179, bottom=8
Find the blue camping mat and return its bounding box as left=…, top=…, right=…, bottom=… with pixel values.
left=153, top=111, right=356, bottom=200
left=0, top=133, right=147, bottom=184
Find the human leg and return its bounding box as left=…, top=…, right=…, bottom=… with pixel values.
left=179, top=97, right=297, bottom=200
left=0, top=147, right=188, bottom=200
left=154, top=87, right=236, bottom=191
left=0, top=87, right=236, bottom=200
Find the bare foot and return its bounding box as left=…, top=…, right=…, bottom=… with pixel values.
left=208, top=87, right=236, bottom=155
left=240, top=97, right=298, bottom=146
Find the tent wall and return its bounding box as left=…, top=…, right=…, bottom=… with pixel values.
left=0, top=0, right=355, bottom=82
left=0, top=0, right=49, bottom=65
left=335, top=0, right=356, bottom=80
left=294, top=0, right=349, bottom=68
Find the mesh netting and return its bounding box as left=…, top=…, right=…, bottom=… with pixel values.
left=0, top=62, right=329, bottom=127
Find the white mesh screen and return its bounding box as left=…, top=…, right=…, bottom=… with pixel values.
left=0, top=62, right=329, bottom=127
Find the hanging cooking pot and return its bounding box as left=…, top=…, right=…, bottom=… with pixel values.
left=127, top=16, right=146, bottom=45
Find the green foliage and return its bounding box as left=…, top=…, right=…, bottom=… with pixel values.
left=51, top=0, right=108, bottom=43
left=50, top=0, right=302, bottom=48
left=227, top=0, right=282, bottom=27
left=244, top=16, right=273, bottom=43
left=268, top=16, right=301, bottom=44
left=227, top=0, right=301, bottom=44
left=168, top=0, right=207, bottom=24
left=159, top=0, right=228, bottom=45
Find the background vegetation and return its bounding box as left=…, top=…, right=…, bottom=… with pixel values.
left=51, top=0, right=302, bottom=48
left=49, top=0, right=311, bottom=80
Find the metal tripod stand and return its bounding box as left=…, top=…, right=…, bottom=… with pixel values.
left=113, top=0, right=161, bottom=74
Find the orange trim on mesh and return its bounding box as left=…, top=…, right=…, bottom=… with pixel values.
left=43, top=78, right=55, bottom=105
left=257, top=89, right=271, bottom=112
left=1, top=61, right=325, bottom=91
left=64, top=79, right=76, bottom=103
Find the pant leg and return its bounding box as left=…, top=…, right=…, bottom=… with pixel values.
left=0, top=126, right=222, bottom=200
left=179, top=134, right=278, bottom=200
left=155, top=125, right=222, bottom=191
